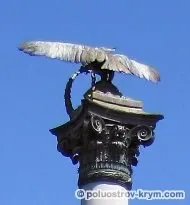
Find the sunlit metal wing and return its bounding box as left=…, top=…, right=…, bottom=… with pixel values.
left=19, top=41, right=160, bottom=83
left=130, top=59, right=160, bottom=82
left=18, top=41, right=110, bottom=65
left=102, top=54, right=160, bottom=83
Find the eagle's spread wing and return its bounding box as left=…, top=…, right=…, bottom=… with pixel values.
left=101, top=54, right=160, bottom=83
left=18, top=41, right=109, bottom=65
left=19, top=41, right=160, bottom=83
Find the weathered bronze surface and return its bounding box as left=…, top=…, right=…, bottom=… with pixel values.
left=50, top=82, right=163, bottom=189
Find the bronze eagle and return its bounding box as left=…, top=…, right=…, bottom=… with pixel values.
left=19, top=41, right=160, bottom=83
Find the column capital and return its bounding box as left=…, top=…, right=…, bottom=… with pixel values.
left=50, top=82, right=163, bottom=189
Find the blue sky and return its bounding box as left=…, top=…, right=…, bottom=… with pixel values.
left=1, top=0, right=189, bottom=204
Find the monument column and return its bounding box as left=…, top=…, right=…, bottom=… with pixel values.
left=18, top=39, right=163, bottom=205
